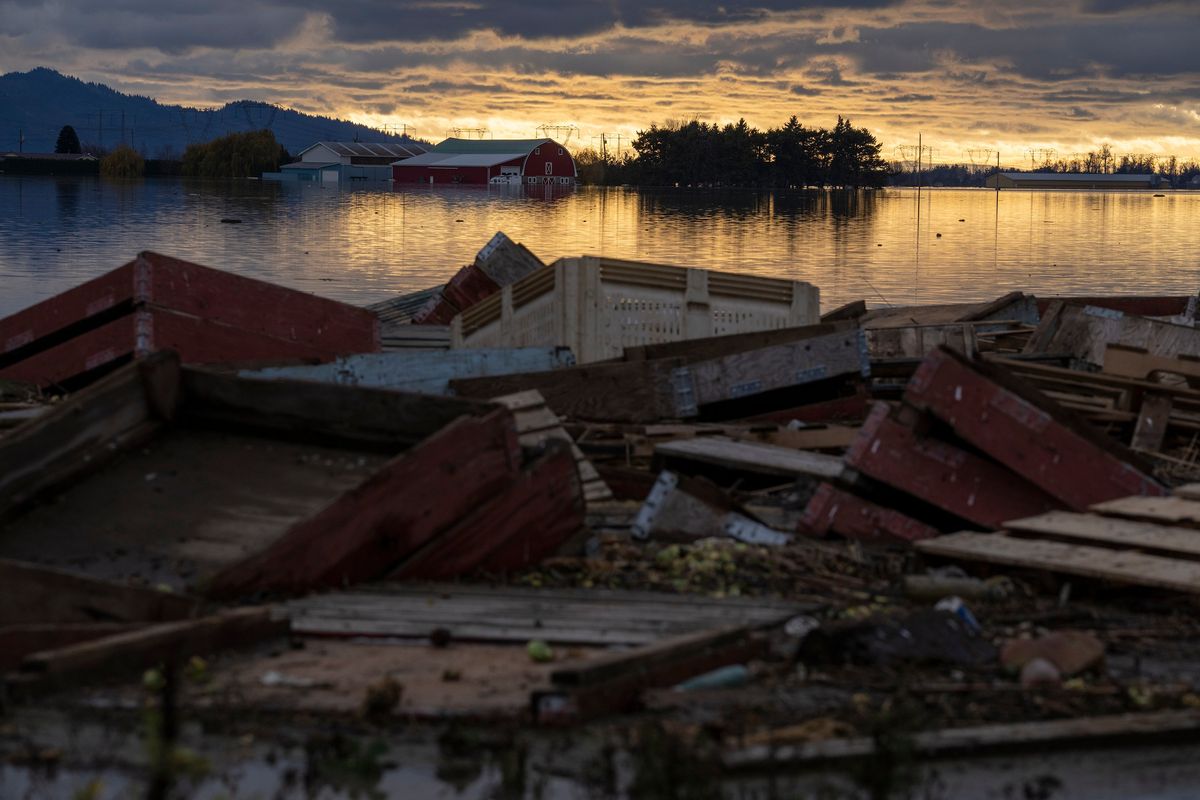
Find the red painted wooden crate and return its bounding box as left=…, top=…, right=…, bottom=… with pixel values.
left=904, top=346, right=1166, bottom=509
left=0, top=251, right=380, bottom=388
left=845, top=402, right=1064, bottom=529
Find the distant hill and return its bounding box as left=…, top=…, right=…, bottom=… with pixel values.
left=0, top=67, right=425, bottom=157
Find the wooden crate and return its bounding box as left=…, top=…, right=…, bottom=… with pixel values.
left=0, top=352, right=584, bottom=600
left=0, top=251, right=380, bottom=389
left=451, top=256, right=819, bottom=363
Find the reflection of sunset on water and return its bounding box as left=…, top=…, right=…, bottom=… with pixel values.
left=3, top=179, right=1200, bottom=317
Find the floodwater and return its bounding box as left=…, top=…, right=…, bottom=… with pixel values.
left=2, top=176, right=1199, bottom=318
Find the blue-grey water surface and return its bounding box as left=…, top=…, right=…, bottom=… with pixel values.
left=2, top=176, right=1198, bottom=317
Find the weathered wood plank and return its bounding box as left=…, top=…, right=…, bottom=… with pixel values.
left=1105, top=344, right=1200, bottom=385
left=802, top=482, right=940, bottom=544
left=916, top=531, right=1200, bottom=593
left=18, top=607, right=287, bottom=683
left=724, top=710, right=1200, bottom=769
left=205, top=409, right=522, bottom=598
left=0, top=559, right=198, bottom=625
left=391, top=440, right=584, bottom=579
left=182, top=367, right=498, bottom=448
left=655, top=436, right=844, bottom=481
left=0, top=354, right=171, bottom=519
left=239, top=348, right=576, bottom=396
left=1005, top=510, right=1200, bottom=559
left=494, top=390, right=612, bottom=503
left=1175, top=484, right=1200, bottom=501
left=674, top=329, right=868, bottom=412
left=1091, top=496, right=1200, bottom=528
left=845, top=403, right=1062, bottom=528
left=0, top=623, right=143, bottom=671
left=905, top=346, right=1165, bottom=509
left=1026, top=301, right=1200, bottom=366
left=1131, top=392, right=1173, bottom=452
left=451, top=359, right=683, bottom=423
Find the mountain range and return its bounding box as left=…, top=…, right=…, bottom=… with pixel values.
left=0, top=68, right=424, bottom=157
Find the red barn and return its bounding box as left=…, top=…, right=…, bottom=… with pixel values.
left=392, top=138, right=577, bottom=186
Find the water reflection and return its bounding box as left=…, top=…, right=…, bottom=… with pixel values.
left=2, top=176, right=1199, bottom=318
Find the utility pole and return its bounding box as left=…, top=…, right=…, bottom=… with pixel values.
left=98, top=110, right=103, bottom=148
left=121, top=111, right=126, bottom=146
left=18, top=128, right=22, bottom=153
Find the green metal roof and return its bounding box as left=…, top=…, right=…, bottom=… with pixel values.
left=432, top=137, right=553, bottom=154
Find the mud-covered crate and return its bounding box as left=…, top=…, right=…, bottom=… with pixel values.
left=450, top=256, right=819, bottom=363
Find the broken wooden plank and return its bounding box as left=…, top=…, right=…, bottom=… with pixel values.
left=724, top=710, right=1200, bottom=770
left=182, top=366, right=498, bottom=449
left=1104, top=344, right=1200, bottom=386
left=1091, top=496, right=1200, bottom=528
left=0, top=623, right=144, bottom=671
left=239, top=348, right=577, bottom=395
left=493, top=390, right=612, bottom=504
left=205, top=409, right=522, bottom=598
left=288, top=584, right=807, bottom=646
left=820, top=300, right=867, bottom=323
left=0, top=559, right=198, bottom=626
left=535, top=625, right=772, bottom=722
left=1025, top=301, right=1200, bottom=366
left=748, top=424, right=860, bottom=451
left=17, top=607, right=287, bottom=684
left=1131, top=392, right=1173, bottom=452
left=451, top=358, right=683, bottom=424
left=671, top=329, right=868, bottom=413
left=916, top=531, right=1200, bottom=593
left=0, top=352, right=176, bottom=520
left=1175, top=484, right=1200, bottom=500
left=1005, top=510, right=1200, bottom=559
left=802, top=483, right=940, bottom=544
left=904, top=346, right=1165, bottom=509
left=390, top=439, right=585, bottom=580
left=654, top=436, right=844, bottom=482
left=844, top=403, right=1062, bottom=529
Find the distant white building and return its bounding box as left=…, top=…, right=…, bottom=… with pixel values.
left=267, top=141, right=429, bottom=183
left=985, top=172, right=1159, bottom=190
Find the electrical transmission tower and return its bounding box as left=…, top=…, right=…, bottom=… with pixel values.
left=1025, top=148, right=1056, bottom=169
left=448, top=127, right=489, bottom=139
left=536, top=124, right=579, bottom=145
left=592, top=133, right=627, bottom=160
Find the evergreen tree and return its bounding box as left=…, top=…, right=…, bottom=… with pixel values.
left=55, top=125, right=82, bottom=154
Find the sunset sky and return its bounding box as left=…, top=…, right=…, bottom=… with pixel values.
left=3, top=0, right=1199, bottom=164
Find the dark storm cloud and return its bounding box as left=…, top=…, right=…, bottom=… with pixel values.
left=282, top=0, right=903, bottom=43
left=1, top=0, right=305, bottom=51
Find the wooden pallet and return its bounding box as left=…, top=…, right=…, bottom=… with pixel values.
left=916, top=495, right=1200, bottom=593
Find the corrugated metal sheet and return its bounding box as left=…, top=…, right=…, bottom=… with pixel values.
left=433, top=137, right=551, bottom=155
left=392, top=151, right=527, bottom=168
left=300, top=141, right=429, bottom=160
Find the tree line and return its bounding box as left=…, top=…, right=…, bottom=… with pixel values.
left=575, top=116, right=890, bottom=188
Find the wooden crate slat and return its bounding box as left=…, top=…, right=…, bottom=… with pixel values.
left=916, top=531, right=1200, bottom=593
left=845, top=403, right=1062, bottom=528
left=1091, top=496, right=1200, bottom=528
left=802, top=482, right=940, bottom=544
left=655, top=436, right=844, bottom=481
left=905, top=347, right=1165, bottom=509
left=1005, top=510, right=1200, bottom=558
